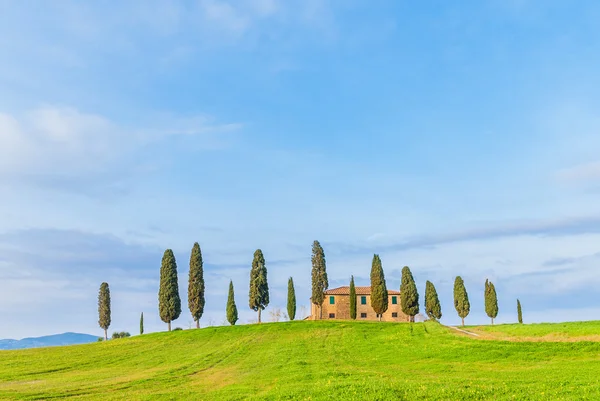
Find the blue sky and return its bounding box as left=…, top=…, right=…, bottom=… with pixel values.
left=1, top=0, right=600, bottom=338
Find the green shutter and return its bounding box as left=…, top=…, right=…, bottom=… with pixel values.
left=361, top=296, right=366, bottom=305
left=329, top=296, right=335, bottom=305
left=392, top=296, right=397, bottom=305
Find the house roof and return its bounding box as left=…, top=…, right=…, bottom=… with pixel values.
left=324, top=286, right=400, bottom=295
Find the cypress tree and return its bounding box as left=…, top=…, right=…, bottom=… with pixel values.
left=517, top=299, right=523, bottom=324
left=158, top=249, right=181, bottom=331
left=370, top=254, right=388, bottom=321
left=424, top=280, right=442, bottom=321
left=249, top=249, right=269, bottom=323
left=349, top=275, right=357, bottom=320
left=453, top=276, right=470, bottom=327
left=98, top=282, right=111, bottom=341
left=287, top=277, right=296, bottom=321
left=227, top=280, right=238, bottom=325
left=311, top=240, right=328, bottom=319
left=188, top=242, right=205, bottom=329
left=140, top=312, right=144, bottom=335
left=400, top=266, right=419, bottom=322
left=484, top=279, right=499, bottom=325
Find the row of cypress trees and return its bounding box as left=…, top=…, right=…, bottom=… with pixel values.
left=309, top=245, right=440, bottom=324
left=162, top=246, right=299, bottom=328
left=453, top=276, right=516, bottom=326
left=226, top=250, right=298, bottom=325
left=98, top=242, right=302, bottom=334
left=98, top=243, right=207, bottom=336
left=156, top=243, right=208, bottom=331
left=98, top=239, right=523, bottom=335
left=448, top=276, right=524, bottom=326
left=309, top=245, right=521, bottom=327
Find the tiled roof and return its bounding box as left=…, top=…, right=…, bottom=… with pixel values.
left=324, top=286, right=400, bottom=295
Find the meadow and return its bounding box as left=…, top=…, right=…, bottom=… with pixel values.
left=464, top=320, right=600, bottom=342
left=0, top=320, right=599, bottom=400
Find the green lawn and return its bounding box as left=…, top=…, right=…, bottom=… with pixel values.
left=465, top=320, right=600, bottom=341
left=0, top=320, right=599, bottom=400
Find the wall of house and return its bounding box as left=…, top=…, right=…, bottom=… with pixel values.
left=311, top=295, right=409, bottom=322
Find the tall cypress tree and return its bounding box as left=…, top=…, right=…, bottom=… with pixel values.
left=370, top=254, right=388, bottom=321
left=227, top=280, right=238, bottom=326
left=484, top=279, right=499, bottom=325
left=400, top=266, right=419, bottom=322
left=453, top=276, right=470, bottom=327
left=98, top=282, right=111, bottom=341
left=311, top=240, right=328, bottom=319
left=424, top=280, right=442, bottom=321
left=349, top=275, right=357, bottom=320
left=140, top=312, right=144, bottom=335
left=158, top=249, right=181, bottom=331
left=249, top=249, right=269, bottom=323
left=188, top=242, right=205, bottom=329
left=517, top=299, right=523, bottom=324
left=287, top=277, right=296, bottom=321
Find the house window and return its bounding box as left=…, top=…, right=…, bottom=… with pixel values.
left=392, top=296, right=397, bottom=305
left=360, top=313, right=367, bottom=318
left=361, top=296, right=367, bottom=305
left=392, top=312, right=398, bottom=318
left=329, top=313, right=335, bottom=318
left=329, top=296, right=335, bottom=305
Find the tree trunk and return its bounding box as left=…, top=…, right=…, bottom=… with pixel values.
left=258, top=308, right=262, bottom=324
left=491, top=318, right=494, bottom=325
left=461, top=317, right=464, bottom=327
left=196, top=319, right=200, bottom=329
left=168, top=321, right=171, bottom=331
left=319, top=305, right=322, bottom=320
left=378, top=314, right=382, bottom=322
left=104, top=329, right=107, bottom=341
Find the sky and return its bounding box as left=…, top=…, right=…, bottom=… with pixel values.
left=1, top=0, right=600, bottom=339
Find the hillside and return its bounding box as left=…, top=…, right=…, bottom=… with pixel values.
left=0, top=321, right=599, bottom=400
left=463, top=320, right=600, bottom=342
left=0, top=332, right=99, bottom=350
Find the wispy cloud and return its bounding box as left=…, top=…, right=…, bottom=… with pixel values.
left=556, top=161, right=600, bottom=183
left=325, top=215, right=600, bottom=256
left=0, top=106, right=242, bottom=178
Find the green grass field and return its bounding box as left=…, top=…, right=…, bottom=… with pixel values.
left=464, top=320, right=600, bottom=342
left=1, top=320, right=599, bottom=400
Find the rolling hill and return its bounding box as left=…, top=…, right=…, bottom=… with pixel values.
left=0, top=320, right=598, bottom=400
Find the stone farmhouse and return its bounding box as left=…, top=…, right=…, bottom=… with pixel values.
left=310, top=286, right=409, bottom=322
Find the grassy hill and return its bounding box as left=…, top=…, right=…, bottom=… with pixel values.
left=464, top=320, right=600, bottom=342
left=0, top=320, right=599, bottom=400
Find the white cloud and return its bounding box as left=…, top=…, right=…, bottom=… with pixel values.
left=556, top=161, right=600, bottom=183
left=251, top=0, right=280, bottom=17
left=0, top=0, right=331, bottom=54
left=199, top=0, right=251, bottom=35
left=0, top=106, right=241, bottom=176
left=0, top=107, right=114, bottom=174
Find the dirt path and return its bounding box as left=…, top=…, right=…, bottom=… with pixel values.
left=445, top=325, right=481, bottom=337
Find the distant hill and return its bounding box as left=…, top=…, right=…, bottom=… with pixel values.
left=0, top=332, right=99, bottom=350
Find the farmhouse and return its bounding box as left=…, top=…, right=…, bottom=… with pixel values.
left=310, top=286, right=408, bottom=322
